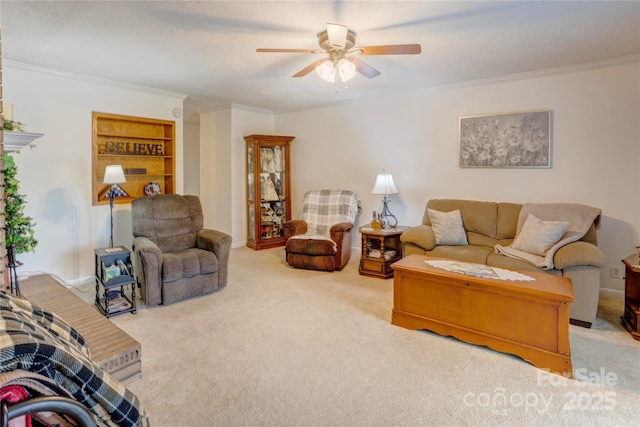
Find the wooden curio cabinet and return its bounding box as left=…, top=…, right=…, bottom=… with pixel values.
left=244, top=134, right=294, bottom=250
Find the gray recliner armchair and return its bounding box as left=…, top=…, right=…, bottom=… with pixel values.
left=131, top=194, right=232, bottom=306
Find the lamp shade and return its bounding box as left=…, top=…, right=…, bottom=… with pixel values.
left=371, top=170, right=399, bottom=195
left=103, top=165, right=126, bottom=184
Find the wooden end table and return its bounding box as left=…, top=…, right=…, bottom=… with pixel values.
left=359, top=225, right=408, bottom=279
left=621, top=254, right=640, bottom=340
left=94, top=246, right=137, bottom=318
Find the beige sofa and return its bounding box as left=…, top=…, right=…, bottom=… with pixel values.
left=400, top=199, right=606, bottom=327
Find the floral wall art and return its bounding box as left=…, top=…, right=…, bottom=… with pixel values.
left=459, top=110, right=551, bottom=168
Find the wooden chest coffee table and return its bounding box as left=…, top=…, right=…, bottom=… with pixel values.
left=391, top=255, right=574, bottom=377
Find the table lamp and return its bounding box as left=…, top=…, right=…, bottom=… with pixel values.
left=371, top=169, right=399, bottom=228
left=103, top=165, right=126, bottom=247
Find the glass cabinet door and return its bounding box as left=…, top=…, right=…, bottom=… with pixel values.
left=245, top=135, right=294, bottom=250
left=259, top=147, right=284, bottom=240
left=247, top=144, right=255, bottom=242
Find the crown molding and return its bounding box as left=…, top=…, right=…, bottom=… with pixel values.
left=3, top=60, right=188, bottom=100
left=423, top=54, right=640, bottom=94
left=199, top=103, right=274, bottom=115
left=275, top=54, right=640, bottom=115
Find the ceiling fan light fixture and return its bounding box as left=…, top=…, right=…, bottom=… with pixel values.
left=315, top=59, right=357, bottom=84
left=259, top=23, right=419, bottom=84
left=315, top=60, right=336, bottom=83
left=326, top=23, right=348, bottom=48
left=337, top=59, right=357, bottom=82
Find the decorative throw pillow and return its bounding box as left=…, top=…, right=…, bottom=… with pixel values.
left=511, top=213, right=569, bottom=256
left=428, top=208, right=468, bottom=246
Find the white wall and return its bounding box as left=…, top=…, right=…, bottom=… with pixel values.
left=183, top=120, right=200, bottom=195
left=199, top=104, right=273, bottom=246
left=200, top=108, right=232, bottom=234
left=5, top=57, right=638, bottom=296
left=230, top=105, right=274, bottom=246
left=274, top=57, right=640, bottom=296
left=4, top=62, right=185, bottom=284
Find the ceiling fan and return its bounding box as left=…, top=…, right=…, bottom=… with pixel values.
left=257, top=23, right=421, bottom=84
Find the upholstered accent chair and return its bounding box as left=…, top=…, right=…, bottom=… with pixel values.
left=283, top=190, right=359, bottom=271
left=131, top=194, right=232, bottom=306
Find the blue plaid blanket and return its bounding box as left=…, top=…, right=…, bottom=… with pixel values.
left=0, top=291, right=145, bottom=427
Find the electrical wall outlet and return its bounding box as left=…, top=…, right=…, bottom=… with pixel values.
left=611, top=265, right=622, bottom=279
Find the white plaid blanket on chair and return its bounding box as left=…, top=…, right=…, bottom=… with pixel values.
left=289, top=190, right=359, bottom=247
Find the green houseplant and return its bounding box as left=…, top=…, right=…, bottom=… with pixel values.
left=3, top=153, right=37, bottom=264
left=2, top=119, right=25, bottom=132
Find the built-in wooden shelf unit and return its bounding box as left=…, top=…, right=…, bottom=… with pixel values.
left=92, top=112, right=175, bottom=205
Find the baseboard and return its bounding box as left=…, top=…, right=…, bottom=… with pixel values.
left=570, top=319, right=592, bottom=328
left=16, top=273, right=95, bottom=289
left=600, top=288, right=624, bottom=300
left=64, top=275, right=94, bottom=288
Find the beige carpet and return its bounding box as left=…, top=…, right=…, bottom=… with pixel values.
left=77, top=247, right=639, bottom=426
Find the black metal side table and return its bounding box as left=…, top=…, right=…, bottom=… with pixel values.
left=94, top=246, right=137, bottom=318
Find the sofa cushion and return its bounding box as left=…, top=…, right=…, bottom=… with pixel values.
left=429, top=245, right=493, bottom=265
left=487, top=252, right=548, bottom=273
left=511, top=214, right=569, bottom=256
left=467, top=232, right=498, bottom=248
left=425, top=199, right=498, bottom=239
left=428, top=209, right=468, bottom=246
left=497, top=203, right=522, bottom=239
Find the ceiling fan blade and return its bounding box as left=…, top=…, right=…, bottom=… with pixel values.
left=257, top=48, right=319, bottom=54
left=292, top=59, right=327, bottom=77
left=351, top=57, right=381, bottom=79
left=357, top=44, right=422, bottom=55
left=326, top=23, right=348, bottom=48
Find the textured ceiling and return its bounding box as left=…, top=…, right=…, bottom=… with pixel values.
left=1, top=1, right=639, bottom=121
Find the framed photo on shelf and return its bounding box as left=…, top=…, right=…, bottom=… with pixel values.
left=459, top=110, right=551, bottom=168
